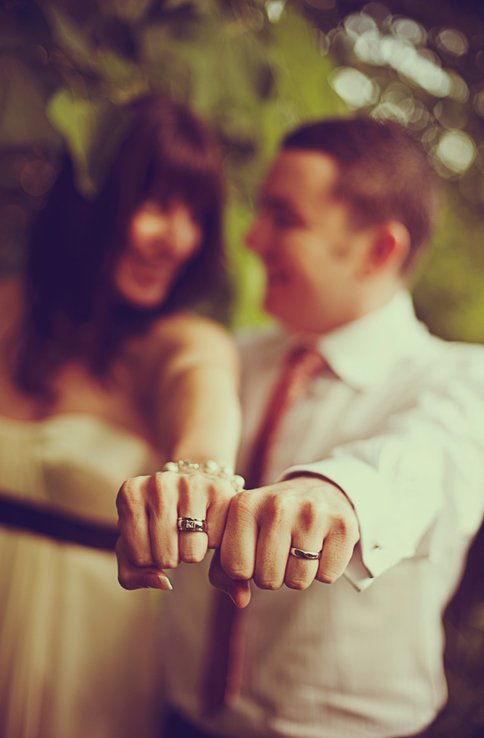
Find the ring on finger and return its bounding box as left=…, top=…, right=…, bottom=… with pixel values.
left=290, top=546, right=321, bottom=561
left=177, top=516, right=207, bottom=533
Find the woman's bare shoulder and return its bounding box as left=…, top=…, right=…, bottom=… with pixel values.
left=145, top=311, right=233, bottom=349
left=144, top=311, right=238, bottom=367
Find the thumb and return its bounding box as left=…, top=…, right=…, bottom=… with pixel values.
left=209, top=549, right=251, bottom=609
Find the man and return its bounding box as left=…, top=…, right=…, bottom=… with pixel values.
left=116, top=117, right=484, bottom=738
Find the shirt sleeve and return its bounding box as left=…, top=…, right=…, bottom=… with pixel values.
left=282, top=357, right=484, bottom=590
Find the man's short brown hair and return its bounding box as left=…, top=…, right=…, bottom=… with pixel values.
left=282, top=117, right=439, bottom=271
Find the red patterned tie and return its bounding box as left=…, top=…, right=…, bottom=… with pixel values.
left=202, top=345, right=326, bottom=712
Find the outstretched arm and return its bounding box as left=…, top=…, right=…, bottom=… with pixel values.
left=152, top=313, right=241, bottom=464
left=116, top=313, right=242, bottom=591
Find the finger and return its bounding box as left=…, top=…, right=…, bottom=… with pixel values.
left=205, top=479, right=235, bottom=549
left=253, top=521, right=291, bottom=591
left=316, top=524, right=357, bottom=584
left=284, top=501, right=325, bottom=590
left=115, top=538, right=172, bottom=591
left=209, top=549, right=251, bottom=609
left=146, top=472, right=179, bottom=568
left=177, top=474, right=209, bottom=564
left=116, top=476, right=153, bottom=567
left=220, top=490, right=258, bottom=581
left=284, top=542, right=321, bottom=591
left=268, top=490, right=326, bottom=590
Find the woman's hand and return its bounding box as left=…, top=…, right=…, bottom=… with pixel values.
left=116, top=464, right=241, bottom=590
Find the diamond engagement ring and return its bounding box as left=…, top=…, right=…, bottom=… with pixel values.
left=290, top=547, right=321, bottom=561
left=177, top=517, right=208, bottom=533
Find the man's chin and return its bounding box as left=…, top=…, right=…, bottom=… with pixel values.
left=264, top=294, right=296, bottom=326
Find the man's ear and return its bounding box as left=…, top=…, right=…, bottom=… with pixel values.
left=361, top=221, right=410, bottom=276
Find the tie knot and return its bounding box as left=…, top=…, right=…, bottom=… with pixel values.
left=271, top=345, right=326, bottom=424
left=285, top=345, right=326, bottom=384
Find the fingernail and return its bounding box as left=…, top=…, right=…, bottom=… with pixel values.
left=157, top=575, right=173, bottom=591
left=228, top=583, right=249, bottom=608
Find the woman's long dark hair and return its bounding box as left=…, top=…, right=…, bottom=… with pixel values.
left=14, top=94, right=226, bottom=400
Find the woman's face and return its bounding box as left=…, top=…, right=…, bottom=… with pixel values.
left=114, top=199, right=203, bottom=309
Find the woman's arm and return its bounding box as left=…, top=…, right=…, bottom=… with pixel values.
left=151, top=312, right=241, bottom=466
left=116, top=313, right=242, bottom=593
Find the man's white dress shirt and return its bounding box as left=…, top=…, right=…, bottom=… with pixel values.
left=160, top=292, right=484, bottom=738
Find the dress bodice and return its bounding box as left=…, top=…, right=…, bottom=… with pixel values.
left=0, top=413, right=158, bottom=524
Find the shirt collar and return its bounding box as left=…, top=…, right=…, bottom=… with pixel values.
left=288, top=291, right=431, bottom=391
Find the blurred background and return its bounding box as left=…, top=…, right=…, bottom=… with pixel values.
left=1, top=1, right=483, bottom=735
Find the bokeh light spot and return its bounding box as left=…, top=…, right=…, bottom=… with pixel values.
left=436, top=28, right=469, bottom=57
left=265, top=0, right=286, bottom=23
left=391, top=17, right=426, bottom=46
left=435, top=130, right=477, bottom=174
left=330, top=67, right=379, bottom=108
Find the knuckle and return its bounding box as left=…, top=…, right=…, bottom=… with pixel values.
left=182, top=550, right=205, bottom=564
left=227, top=565, right=247, bottom=580
left=286, top=576, right=310, bottom=591
left=157, top=555, right=179, bottom=569
left=209, top=479, right=235, bottom=504
left=147, top=494, right=163, bottom=517
left=183, top=473, right=203, bottom=494
left=332, top=514, right=359, bottom=544
left=133, top=553, right=154, bottom=567
left=223, top=561, right=251, bottom=581
left=116, top=478, right=142, bottom=514
left=154, top=469, right=177, bottom=491
left=177, top=479, right=198, bottom=507
left=156, top=468, right=178, bottom=482
left=230, top=490, right=254, bottom=519
left=153, top=471, right=179, bottom=497
left=148, top=477, right=175, bottom=516
left=254, top=574, right=282, bottom=591
left=318, top=569, right=339, bottom=584
left=154, top=471, right=167, bottom=489
left=332, top=516, right=347, bottom=538
left=261, top=494, right=288, bottom=525
left=298, top=500, right=318, bottom=529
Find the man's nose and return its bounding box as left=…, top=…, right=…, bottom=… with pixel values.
left=245, top=215, right=267, bottom=255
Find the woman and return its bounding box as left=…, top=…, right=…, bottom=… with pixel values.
left=0, top=95, right=241, bottom=738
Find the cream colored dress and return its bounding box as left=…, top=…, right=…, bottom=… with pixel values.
left=0, top=413, right=164, bottom=738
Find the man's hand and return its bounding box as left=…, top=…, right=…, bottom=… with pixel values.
left=116, top=470, right=236, bottom=590
left=210, top=476, right=360, bottom=607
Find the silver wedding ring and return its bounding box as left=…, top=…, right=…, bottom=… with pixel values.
left=177, top=516, right=207, bottom=533
left=290, top=546, right=321, bottom=561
